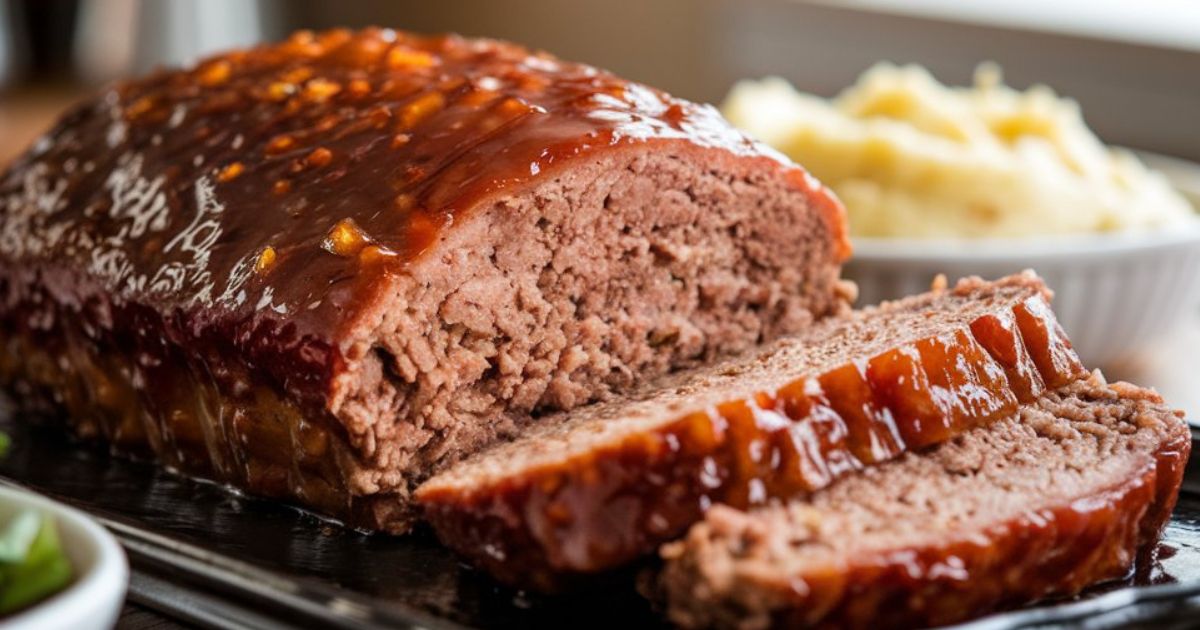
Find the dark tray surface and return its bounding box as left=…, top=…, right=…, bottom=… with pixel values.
left=2, top=413, right=1200, bottom=629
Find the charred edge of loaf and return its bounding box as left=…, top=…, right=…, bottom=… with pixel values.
left=416, top=276, right=1087, bottom=590
left=653, top=376, right=1190, bottom=630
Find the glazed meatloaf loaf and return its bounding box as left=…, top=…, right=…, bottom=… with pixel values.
left=0, top=29, right=851, bottom=530
left=417, top=273, right=1087, bottom=589
left=655, top=374, right=1190, bottom=630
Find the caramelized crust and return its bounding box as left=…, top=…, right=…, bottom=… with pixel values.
left=0, top=27, right=845, bottom=396
left=417, top=276, right=1086, bottom=590
left=0, top=29, right=849, bottom=530
left=654, top=377, right=1190, bottom=629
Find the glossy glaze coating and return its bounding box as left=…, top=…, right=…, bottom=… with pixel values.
left=0, top=27, right=842, bottom=403
left=418, top=296, right=1087, bottom=590
left=0, top=301, right=376, bottom=524
left=0, top=29, right=844, bottom=530
left=697, top=418, right=1190, bottom=630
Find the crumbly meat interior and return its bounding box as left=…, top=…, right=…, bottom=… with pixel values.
left=421, top=273, right=1045, bottom=492
left=330, top=147, right=847, bottom=496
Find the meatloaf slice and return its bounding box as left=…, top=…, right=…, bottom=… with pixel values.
left=416, top=272, right=1086, bottom=589
left=655, top=374, right=1191, bottom=630
left=0, top=29, right=850, bottom=532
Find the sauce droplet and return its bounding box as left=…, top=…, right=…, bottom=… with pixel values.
left=303, top=78, right=342, bottom=103
left=306, top=147, right=333, bottom=168
left=322, top=218, right=368, bottom=256
left=255, top=246, right=277, bottom=272
left=217, top=162, right=245, bottom=182
left=387, top=47, right=437, bottom=69
left=399, top=92, right=445, bottom=129
left=266, top=135, right=296, bottom=155
left=197, top=60, right=232, bottom=86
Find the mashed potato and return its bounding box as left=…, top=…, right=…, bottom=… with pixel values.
left=722, top=64, right=1196, bottom=238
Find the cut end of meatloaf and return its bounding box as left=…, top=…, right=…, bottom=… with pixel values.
left=331, top=144, right=850, bottom=519
left=0, top=28, right=851, bottom=533
left=415, top=271, right=1086, bottom=588
left=655, top=374, right=1191, bottom=630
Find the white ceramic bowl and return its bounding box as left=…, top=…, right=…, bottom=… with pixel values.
left=844, top=153, right=1200, bottom=368
left=0, top=484, right=128, bottom=630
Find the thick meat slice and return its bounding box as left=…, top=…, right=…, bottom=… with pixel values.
left=416, top=273, right=1086, bottom=589
left=654, top=375, right=1190, bottom=630
left=0, top=29, right=850, bottom=531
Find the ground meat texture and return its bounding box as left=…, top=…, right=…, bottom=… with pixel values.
left=0, top=28, right=850, bottom=531
left=653, top=375, right=1191, bottom=630
left=415, top=272, right=1087, bottom=590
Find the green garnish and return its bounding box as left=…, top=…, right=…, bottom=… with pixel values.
left=0, top=511, right=73, bottom=614
left=0, top=432, right=9, bottom=459
left=0, top=512, right=40, bottom=563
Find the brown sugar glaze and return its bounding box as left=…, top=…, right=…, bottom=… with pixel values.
left=418, top=296, right=1088, bottom=591
left=0, top=28, right=843, bottom=529
left=0, top=27, right=842, bottom=404
left=744, top=421, right=1190, bottom=630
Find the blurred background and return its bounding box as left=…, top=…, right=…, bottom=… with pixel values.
left=1, top=0, right=1199, bottom=165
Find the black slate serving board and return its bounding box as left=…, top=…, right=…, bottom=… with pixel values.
left=1, top=409, right=1200, bottom=630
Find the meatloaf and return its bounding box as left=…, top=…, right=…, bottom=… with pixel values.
left=417, top=272, right=1087, bottom=590
left=654, top=374, right=1190, bottom=630
left=0, top=29, right=851, bottom=531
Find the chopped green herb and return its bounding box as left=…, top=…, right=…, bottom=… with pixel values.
left=0, top=432, right=9, bottom=459
left=0, top=512, right=73, bottom=614
left=0, top=511, right=40, bottom=564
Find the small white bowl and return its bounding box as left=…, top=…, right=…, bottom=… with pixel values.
left=844, top=152, right=1200, bottom=368
left=0, top=484, right=128, bottom=630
